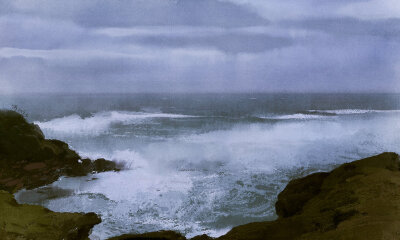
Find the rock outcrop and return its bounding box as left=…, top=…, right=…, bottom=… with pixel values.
left=0, top=190, right=100, bottom=240
left=0, top=110, right=120, bottom=239
left=108, top=152, right=400, bottom=240
left=0, top=110, right=121, bottom=193
left=219, top=152, right=400, bottom=240
left=107, top=231, right=187, bottom=240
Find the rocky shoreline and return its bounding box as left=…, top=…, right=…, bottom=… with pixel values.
left=0, top=110, right=121, bottom=193
left=1, top=110, right=399, bottom=240
left=0, top=110, right=120, bottom=239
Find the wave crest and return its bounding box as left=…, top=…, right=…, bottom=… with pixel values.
left=258, top=109, right=400, bottom=120
left=36, top=111, right=195, bottom=136
left=259, top=113, right=332, bottom=120
left=309, top=109, right=400, bottom=115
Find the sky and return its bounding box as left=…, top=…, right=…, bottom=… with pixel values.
left=0, top=0, right=400, bottom=93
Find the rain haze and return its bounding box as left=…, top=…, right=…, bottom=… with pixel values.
left=1, top=0, right=400, bottom=93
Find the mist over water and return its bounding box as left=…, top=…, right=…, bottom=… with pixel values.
left=3, top=93, right=400, bottom=239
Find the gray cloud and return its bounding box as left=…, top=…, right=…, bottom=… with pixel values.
left=283, top=17, right=400, bottom=39
left=0, top=0, right=399, bottom=93
left=0, top=15, right=86, bottom=49
left=119, top=33, right=293, bottom=53
left=3, top=0, right=268, bottom=27
left=78, top=0, right=268, bottom=28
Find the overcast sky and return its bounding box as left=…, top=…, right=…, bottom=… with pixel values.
left=1, top=0, right=400, bottom=93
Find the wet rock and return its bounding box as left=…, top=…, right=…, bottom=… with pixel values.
left=190, top=234, right=214, bottom=240
left=68, top=158, right=119, bottom=176
left=24, top=162, right=47, bottom=171
left=0, top=110, right=121, bottom=193
left=107, top=230, right=186, bottom=240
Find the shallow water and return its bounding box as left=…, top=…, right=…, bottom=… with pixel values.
left=2, top=93, right=400, bottom=239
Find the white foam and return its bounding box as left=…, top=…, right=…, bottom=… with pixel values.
left=19, top=114, right=400, bottom=240
left=260, top=113, right=332, bottom=120
left=35, top=111, right=195, bottom=136
left=310, top=109, right=400, bottom=115
left=259, top=109, right=400, bottom=120
left=80, top=149, right=149, bottom=169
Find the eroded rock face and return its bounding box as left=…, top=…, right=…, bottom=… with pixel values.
left=0, top=110, right=121, bottom=192
left=0, top=190, right=100, bottom=240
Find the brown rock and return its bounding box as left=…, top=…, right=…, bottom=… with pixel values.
left=4, top=178, right=22, bottom=187
left=24, top=162, right=47, bottom=171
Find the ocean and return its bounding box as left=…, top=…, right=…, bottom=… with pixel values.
left=1, top=93, right=400, bottom=239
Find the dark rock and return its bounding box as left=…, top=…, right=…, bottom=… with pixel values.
left=190, top=234, right=214, bottom=240
left=0, top=110, right=121, bottom=193
left=275, top=172, right=329, bottom=218
left=107, top=230, right=186, bottom=240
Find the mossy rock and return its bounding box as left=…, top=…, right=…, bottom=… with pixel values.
left=218, top=152, right=400, bottom=240
left=0, top=190, right=100, bottom=240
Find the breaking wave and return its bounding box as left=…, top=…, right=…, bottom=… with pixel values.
left=35, top=111, right=195, bottom=136
left=258, top=109, right=400, bottom=120
left=17, top=113, right=400, bottom=239
left=308, top=109, right=400, bottom=115
left=259, top=113, right=333, bottom=120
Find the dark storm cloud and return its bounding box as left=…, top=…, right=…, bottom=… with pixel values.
left=0, top=0, right=399, bottom=93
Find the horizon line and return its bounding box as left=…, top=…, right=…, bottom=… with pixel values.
left=1, top=91, right=400, bottom=95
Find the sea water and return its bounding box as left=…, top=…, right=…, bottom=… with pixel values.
left=1, top=93, right=400, bottom=239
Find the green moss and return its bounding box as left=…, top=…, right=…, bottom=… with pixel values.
left=0, top=190, right=100, bottom=240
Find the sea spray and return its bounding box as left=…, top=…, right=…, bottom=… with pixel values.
left=9, top=93, right=400, bottom=239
